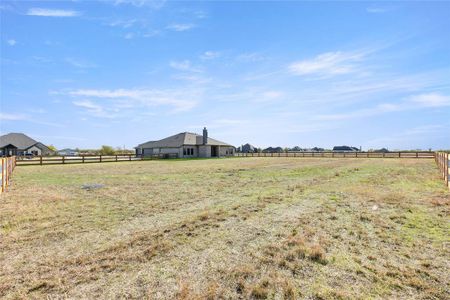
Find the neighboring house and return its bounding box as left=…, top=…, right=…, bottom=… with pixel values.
left=263, top=147, right=284, bottom=153
left=333, top=146, right=361, bottom=152
left=57, top=148, right=79, bottom=156
left=238, top=143, right=257, bottom=153
left=0, top=133, right=53, bottom=156
left=374, top=148, right=389, bottom=153
left=135, top=128, right=235, bottom=158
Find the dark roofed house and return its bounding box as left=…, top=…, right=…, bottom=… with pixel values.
left=135, top=128, right=235, bottom=158
left=239, top=143, right=257, bottom=153
left=0, top=133, right=53, bottom=156
left=263, top=147, right=284, bottom=153
left=333, top=145, right=360, bottom=152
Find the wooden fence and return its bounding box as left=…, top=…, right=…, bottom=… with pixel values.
left=234, top=151, right=435, bottom=158
left=435, top=152, right=450, bottom=190
left=1, top=156, right=16, bottom=193
left=15, top=154, right=178, bottom=166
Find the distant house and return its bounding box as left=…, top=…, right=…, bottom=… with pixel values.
left=57, top=148, right=79, bottom=156
left=263, top=147, right=284, bottom=153
left=135, top=128, right=235, bottom=158
left=238, top=143, right=257, bottom=153
left=333, top=145, right=360, bottom=152
left=374, top=148, right=389, bottom=153
left=311, top=147, right=325, bottom=152
left=0, top=133, right=53, bottom=156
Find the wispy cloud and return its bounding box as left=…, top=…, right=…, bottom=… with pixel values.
left=166, top=23, right=195, bottom=32
left=366, top=7, right=390, bottom=14
left=289, top=51, right=365, bottom=77
left=7, top=39, right=16, bottom=46
left=0, top=112, right=62, bottom=127
left=65, top=57, right=97, bottom=68
left=408, top=93, right=450, bottom=107
left=237, top=52, right=265, bottom=62
left=108, top=19, right=137, bottom=29
left=313, top=92, right=450, bottom=121
left=67, top=88, right=199, bottom=115
left=26, top=8, right=80, bottom=17
left=124, top=32, right=135, bottom=39
left=169, top=60, right=202, bottom=72
left=0, top=112, right=28, bottom=121
left=72, top=100, right=114, bottom=118
left=113, top=0, right=166, bottom=9
left=200, top=51, right=220, bottom=60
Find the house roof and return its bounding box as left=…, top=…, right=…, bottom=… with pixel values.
left=333, top=146, right=358, bottom=151
left=0, top=133, right=39, bottom=150
left=136, top=132, right=233, bottom=148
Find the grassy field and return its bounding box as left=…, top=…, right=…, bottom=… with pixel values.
left=0, top=158, right=449, bottom=299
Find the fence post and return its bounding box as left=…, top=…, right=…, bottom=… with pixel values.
left=40, top=156, right=43, bottom=165
left=1, top=159, right=4, bottom=193
left=62, top=156, right=65, bottom=164
left=447, top=153, right=449, bottom=187
left=82, top=155, right=85, bottom=163
left=100, top=155, right=102, bottom=163
left=116, top=155, right=118, bottom=162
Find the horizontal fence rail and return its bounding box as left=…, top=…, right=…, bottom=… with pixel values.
left=15, top=154, right=178, bottom=166
left=435, top=152, right=450, bottom=190
left=1, top=156, right=16, bottom=193
left=234, top=151, right=435, bottom=158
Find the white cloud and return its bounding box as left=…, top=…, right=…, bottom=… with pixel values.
left=200, top=51, right=220, bottom=60
left=237, top=52, right=265, bottom=62
left=7, top=39, right=16, bottom=46
left=26, top=8, right=80, bottom=17
left=108, top=19, right=137, bottom=29
left=72, top=100, right=113, bottom=118
left=313, top=103, right=400, bottom=121
left=313, top=92, right=450, bottom=121
left=73, top=100, right=103, bottom=111
left=113, top=0, right=166, bottom=9
left=0, top=112, right=27, bottom=121
left=65, top=57, right=97, bottom=68
left=408, top=93, right=450, bottom=107
left=124, top=33, right=135, bottom=39
left=366, top=7, right=389, bottom=14
left=289, top=51, right=365, bottom=77
left=166, top=23, right=195, bottom=32
left=169, top=60, right=202, bottom=72
left=67, top=88, right=199, bottom=114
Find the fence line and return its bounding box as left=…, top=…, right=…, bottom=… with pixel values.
left=435, top=152, right=450, bottom=190
left=234, top=151, right=434, bottom=159
left=1, top=156, right=16, bottom=193
left=15, top=154, right=178, bottom=166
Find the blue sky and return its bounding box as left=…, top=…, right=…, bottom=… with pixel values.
left=1, top=1, right=449, bottom=150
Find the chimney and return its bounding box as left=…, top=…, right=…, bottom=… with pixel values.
left=203, top=127, right=208, bottom=145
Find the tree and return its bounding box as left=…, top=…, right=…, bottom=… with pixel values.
left=48, top=144, right=57, bottom=152
left=99, top=145, right=115, bottom=155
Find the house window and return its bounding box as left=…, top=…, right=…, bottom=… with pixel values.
left=183, top=148, right=187, bottom=155
left=189, top=148, right=194, bottom=155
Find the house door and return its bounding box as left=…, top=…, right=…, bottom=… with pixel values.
left=211, top=146, right=218, bottom=157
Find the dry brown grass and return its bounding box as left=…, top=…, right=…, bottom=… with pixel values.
left=0, top=158, right=449, bottom=299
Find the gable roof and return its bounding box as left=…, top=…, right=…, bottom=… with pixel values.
left=0, top=133, right=39, bottom=149
left=136, top=132, right=233, bottom=148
